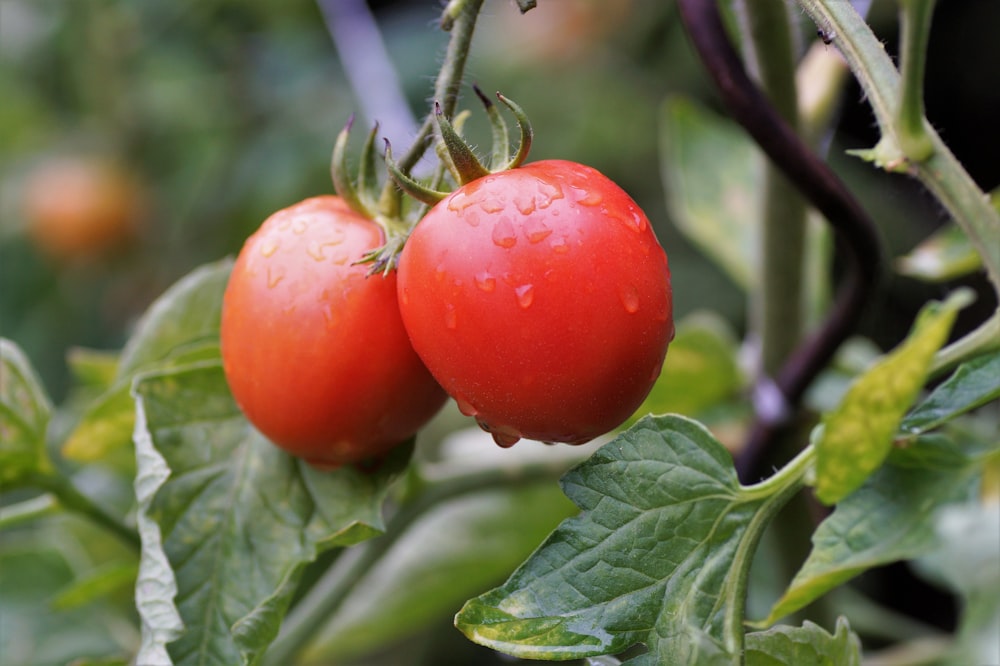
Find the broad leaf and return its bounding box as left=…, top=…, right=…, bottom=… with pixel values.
left=303, top=483, right=577, bottom=661
left=765, top=436, right=984, bottom=624
left=659, top=97, right=759, bottom=290
left=64, top=342, right=221, bottom=464
left=626, top=313, right=743, bottom=425
left=899, top=350, right=1000, bottom=437
left=914, top=501, right=1000, bottom=666
left=0, top=338, right=53, bottom=485
left=118, top=259, right=232, bottom=378
left=66, top=347, right=120, bottom=391
left=133, top=361, right=408, bottom=666
left=897, top=186, right=1000, bottom=282
left=64, top=257, right=231, bottom=464
left=456, top=415, right=807, bottom=664
left=815, top=291, right=968, bottom=504
left=897, top=224, right=983, bottom=282
left=745, top=617, right=861, bottom=666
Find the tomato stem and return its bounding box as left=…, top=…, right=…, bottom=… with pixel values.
left=30, top=472, right=140, bottom=551
left=896, top=0, right=936, bottom=163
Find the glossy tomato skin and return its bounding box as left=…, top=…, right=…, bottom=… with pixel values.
left=221, top=196, right=446, bottom=467
left=397, top=160, right=673, bottom=446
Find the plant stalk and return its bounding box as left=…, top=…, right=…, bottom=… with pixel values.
left=31, top=473, right=140, bottom=551
left=740, top=0, right=809, bottom=377
left=795, top=0, right=1000, bottom=297
left=394, top=0, right=485, bottom=177
left=0, top=494, right=59, bottom=530
left=896, top=0, right=936, bottom=162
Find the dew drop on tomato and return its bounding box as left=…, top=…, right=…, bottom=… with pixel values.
left=491, top=218, right=517, bottom=248
left=620, top=285, right=640, bottom=313
left=475, top=271, right=496, bottom=293
left=515, top=284, right=534, bottom=309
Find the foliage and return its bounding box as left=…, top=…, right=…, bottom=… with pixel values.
left=1, top=1, right=998, bottom=665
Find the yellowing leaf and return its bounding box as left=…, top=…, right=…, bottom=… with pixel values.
left=815, top=289, right=972, bottom=505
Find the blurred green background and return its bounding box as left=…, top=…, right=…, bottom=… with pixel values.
left=3, top=0, right=998, bottom=400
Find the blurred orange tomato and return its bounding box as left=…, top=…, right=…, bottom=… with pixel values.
left=22, top=156, right=144, bottom=261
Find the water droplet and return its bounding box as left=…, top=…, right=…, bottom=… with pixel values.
left=434, top=264, right=448, bottom=282
left=476, top=419, right=522, bottom=447
left=455, top=396, right=478, bottom=417
left=514, top=195, right=536, bottom=215
left=260, top=240, right=279, bottom=257
left=630, top=210, right=647, bottom=232
left=492, top=218, right=517, bottom=248
left=447, top=191, right=474, bottom=212
left=306, top=241, right=325, bottom=261
left=292, top=219, right=308, bottom=235
left=444, top=305, right=458, bottom=330
left=266, top=266, right=285, bottom=288
left=526, top=220, right=553, bottom=244
left=475, top=272, right=496, bottom=293
left=576, top=189, right=603, bottom=206
left=332, top=252, right=349, bottom=265
left=532, top=179, right=564, bottom=209
left=479, top=196, right=505, bottom=213
left=515, top=284, right=534, bottom=309
left=322, top=302, right=336, bottom=328
left=550, top=237, right=570, bottom=254
left=620, top=285, right=640, bottom=313
left=400, top=289, right=410, bottom=306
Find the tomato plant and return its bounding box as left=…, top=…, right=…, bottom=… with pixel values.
left=2, top=1, right=999, bottom=665
left=221, top=195, right=446, bottom=467
left=397, top=160, right=673, bottom=446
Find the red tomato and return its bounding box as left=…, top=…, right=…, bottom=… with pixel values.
left=397, top=160, right=673, bottom=447
left=221, top=196, right=446, bottom=467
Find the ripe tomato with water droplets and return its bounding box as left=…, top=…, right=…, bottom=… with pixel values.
left=221, top=196, right=446, bottom=467
left=397, top=160, right=673, bottom=447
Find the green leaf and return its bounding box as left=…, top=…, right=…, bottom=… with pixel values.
left=118, top=258, right=232, bottom=379
left=65, top=347, right=120, bottom=391
left=50, top=561, right=138, bottom=611
left=63, top=257, right=231, bottom=465
left=899, top=350, right=1000, bottom=437
left=63, top=342, right=221, bottom=464
left=0, top=338, right=54, bottom=486
left=815, top=291, right=969, bottom=505
left=745, top=617, right=861, bottom=666
left=455, top=415, right=810, bottom=664
left=764, top=436, right=982, bottom=624
left=897, top=224, right=984, bottom=282
left=626, top=313, right=743, bottom=424
left=132, top=361, right=409, bottom=666
left=303, top=483, right=577, bottom=660
left=659, top=97, right=760, bottom=290
left=897, top=186, right=1000, bottom=283
left=912, top=500, right=1000, bottom=666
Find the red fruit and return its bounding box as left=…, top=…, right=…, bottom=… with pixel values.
left=397, top=160, right=673, bottom=447
left=221, top=196, right=446, bottom=467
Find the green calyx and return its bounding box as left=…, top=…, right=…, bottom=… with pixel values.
left=385, top=87, right=534, bottom=207
left=331, top=117, right=411, bottom=275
